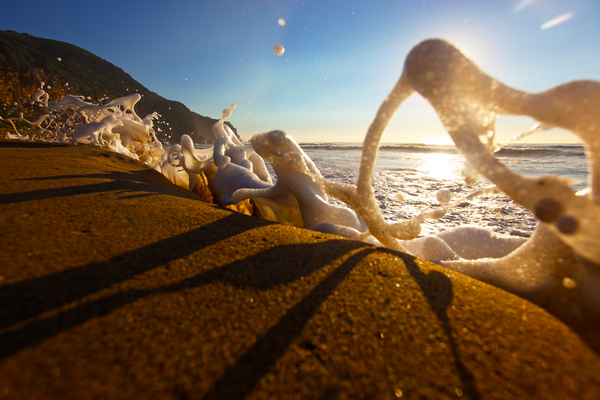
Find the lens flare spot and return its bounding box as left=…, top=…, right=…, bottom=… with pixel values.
left=541, top=13, right=573, bottom=30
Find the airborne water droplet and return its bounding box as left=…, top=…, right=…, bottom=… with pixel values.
left=273, top=44, right=285, bottom=56
left=562, top=277, right=577, bottom=289
left=436, top=189, right=452, bottom=204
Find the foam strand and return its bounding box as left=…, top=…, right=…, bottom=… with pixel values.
left=379, top=39, right=600, bottom=321
left=0, top=113, right=23, bottom=138
left=316, top=76, right=417, bottom=250
left=311, top=39, right=600, bottom=322
left=401, top=40, right=600, bottom=264
left=493, top=122, right=551, bottom=152
left=247, top=130, right=367, bottom=232
left=174, top=134, right=214, bottom=201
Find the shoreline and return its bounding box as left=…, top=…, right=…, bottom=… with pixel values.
left=1, top=140, right=599, bottom=399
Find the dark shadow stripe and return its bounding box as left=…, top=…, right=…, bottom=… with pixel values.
left=0, top=213, right=270, bottom=329
left=202, top=247, right=374, bottom=400
left=0, top=141, right=69, bottom=148
left=380, top=249, right=481, bottom=400
left=0, top=169, right=198, bottom=204
left=0, top=240, right=367, bottom=360
left=1, top=180, right=135, bottom=203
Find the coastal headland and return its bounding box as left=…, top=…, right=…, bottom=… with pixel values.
left=1, top=140, right=599, bottom=399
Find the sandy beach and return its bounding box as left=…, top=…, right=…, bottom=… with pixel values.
left=1, top=140, right=600, bottom=399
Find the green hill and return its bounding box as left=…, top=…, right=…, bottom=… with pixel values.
left=0, top=30, right=236, bottom=144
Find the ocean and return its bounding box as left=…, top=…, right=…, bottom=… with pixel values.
left=195, top=141, right=587, bottom=238
left=297, top=142, right=588, bottom=238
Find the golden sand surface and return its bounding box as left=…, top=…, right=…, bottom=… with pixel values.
left=1, top=140, right=599, bottom=399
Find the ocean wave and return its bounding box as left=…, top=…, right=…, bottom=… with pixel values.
left=495, top=145, right=584, bottom=157
left=299, top=143, right=459, bottom=154
left=298, top=142, right=585, bottom=157
left=298, top=143, right=362, bottom=151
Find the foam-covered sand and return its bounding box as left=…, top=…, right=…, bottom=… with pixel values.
left=1, top=140, right=599, bottom=399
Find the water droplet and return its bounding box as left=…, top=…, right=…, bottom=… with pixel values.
left=534, top=198, right=562, bottom=222
left=562, top=277, right=577, bottom=289
left=436, top=189, right=452, bottom=204
left=273, top=44, right=285, bottom=56
left=556, top=216, right=577, bottom=234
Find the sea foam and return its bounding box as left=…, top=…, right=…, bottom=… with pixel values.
left=2, top=39, right=599, bottom=326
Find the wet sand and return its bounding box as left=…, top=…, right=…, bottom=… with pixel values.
left=1, top=140, right=599, bottom=399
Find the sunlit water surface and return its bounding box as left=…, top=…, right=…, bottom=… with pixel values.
left=301, top=143, right=587, bottom=237
left=195, top=142, right=587, bottom=237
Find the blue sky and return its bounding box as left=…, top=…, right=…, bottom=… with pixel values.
left=1, top=0, right=599, bottom=143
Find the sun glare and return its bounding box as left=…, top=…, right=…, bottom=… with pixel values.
left=419, top=153, right=461, bottom=180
